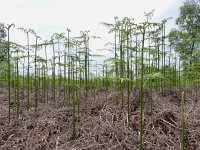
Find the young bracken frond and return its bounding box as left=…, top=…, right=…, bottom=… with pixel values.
left=1, top=2, right=200, bottom=149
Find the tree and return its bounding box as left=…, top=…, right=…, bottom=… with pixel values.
left=0, top=23, right=7, bottom=62
left=169, top=0, right=200, bottom=65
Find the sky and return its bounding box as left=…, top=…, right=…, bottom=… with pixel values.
left=0, top=0, right=185, bottom=68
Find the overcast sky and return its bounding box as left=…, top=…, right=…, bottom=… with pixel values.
left=0, top=0, right=184, bottom=60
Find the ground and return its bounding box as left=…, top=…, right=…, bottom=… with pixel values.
left=0, top=87, right=200, bottom=150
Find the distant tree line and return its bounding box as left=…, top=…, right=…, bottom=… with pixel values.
left=0, top=23, right=7, bottom=62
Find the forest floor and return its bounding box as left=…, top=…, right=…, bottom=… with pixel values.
left=0, top=87, right=200, bottom=150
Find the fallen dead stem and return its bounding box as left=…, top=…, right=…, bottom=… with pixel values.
left=0, top=88, right=200, bottom=149
left=76, top=143, right=110, bottom=150
left=160, top=118, right=181, bottom=130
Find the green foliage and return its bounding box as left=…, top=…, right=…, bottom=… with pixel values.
left=1, top=5, right=199, bottom=146
left=0, top=41, right=7, bottom=62
left=168, top=0, right=200, bottom=87
left=169, top=0, right=200, bottom=59
left=0, top=23, right=7, bottom=62
left=0, top=62, right=8, bottom=78
left=145, top=72, right=164, bottom=81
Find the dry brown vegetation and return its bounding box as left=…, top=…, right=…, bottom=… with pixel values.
left=0, top=87, right=200, bottom=150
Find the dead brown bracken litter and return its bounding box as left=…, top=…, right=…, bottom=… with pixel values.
left=0, top=87, right=200, bottom=150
